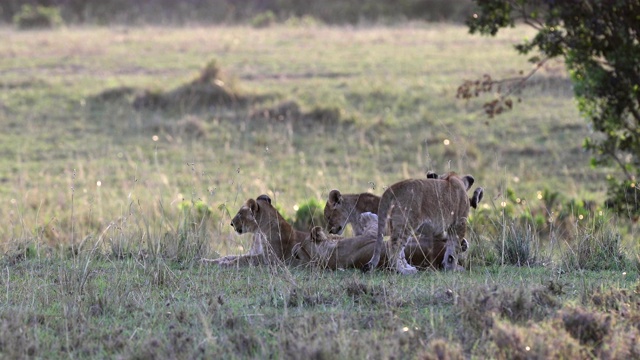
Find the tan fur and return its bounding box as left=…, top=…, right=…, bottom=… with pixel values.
left=365, top=172, right=474, bottom=274
left=324, top=176, right=483, bottom=236
left=294, top=213, right=465, bottom=271
left=203, top=195, right=307, bottom=267
left=324, top=190, right=380, bottom=235
left=293, top=225, right=380, bottom=269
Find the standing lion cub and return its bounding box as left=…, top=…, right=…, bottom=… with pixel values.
left=364, top=172, right=474, bottom=274
left=324, top=171, right=483, bottom=237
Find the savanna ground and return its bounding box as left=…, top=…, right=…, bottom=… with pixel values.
left=1, top=23, right=639, bottom=358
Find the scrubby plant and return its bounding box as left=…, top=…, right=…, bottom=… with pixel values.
left=494, top=222, right=541, bottom=267
left=168, top=200, right=212, bottom=263
left=250, top=11, right=276, bottom=28
left=293, top=198, right=325, bottom=231
left=560, top=215, right=629, bottom=271
left=13, top=5, right=63, bottom=29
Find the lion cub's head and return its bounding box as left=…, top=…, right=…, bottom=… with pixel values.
left=293, top=226, right=331, bottom=263
left=230, top=194, right=272, bottom=234
left=324, top=189, right=349, bottom=235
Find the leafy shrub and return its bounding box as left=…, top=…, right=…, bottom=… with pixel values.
left=13, top=5, right=63, bottom=29
left=251, top=11, right=276, bottom=28
left=604, top=178, right=640, bottom=220
left=150, top=200, right=213, bottom=263
left=467, top=234, right=500, bottom=268
left=293, top=198, right=325, bottom=231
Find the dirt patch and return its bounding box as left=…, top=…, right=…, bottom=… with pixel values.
left=133, top=60, right=243, bottom=110
left=89, top=60, right=253, bottom=111
left=250, top=100, right=344, bottom=128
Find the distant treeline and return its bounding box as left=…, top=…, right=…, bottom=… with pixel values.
left=1, top=0, right=476, bottom=25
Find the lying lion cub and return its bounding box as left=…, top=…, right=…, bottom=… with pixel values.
left=292, top=212, right=467, bottom=271
left=202, top=194, right=307, bottom=267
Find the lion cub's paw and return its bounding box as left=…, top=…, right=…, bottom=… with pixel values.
left=398, top=265, right=418, bottom=275
left=361, top=262, right=375, bottom=273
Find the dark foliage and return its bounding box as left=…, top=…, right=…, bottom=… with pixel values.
left=466, top=0, right=640, bottom=217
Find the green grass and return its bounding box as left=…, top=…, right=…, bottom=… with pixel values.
left=1, top=23, right=639, bottom=358
left=2, top=255, right=638, bottom=358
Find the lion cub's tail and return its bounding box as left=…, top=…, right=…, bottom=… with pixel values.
left=362, top=188, right=394, bottom=272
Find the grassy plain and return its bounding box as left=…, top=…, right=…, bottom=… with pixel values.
left=0, top=24, right=638, bottom=358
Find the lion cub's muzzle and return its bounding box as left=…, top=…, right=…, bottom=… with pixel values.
left=230, top=217, right=243, bottom=234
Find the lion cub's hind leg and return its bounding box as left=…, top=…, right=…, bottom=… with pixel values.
left=390, top=226, right=418, bottom=275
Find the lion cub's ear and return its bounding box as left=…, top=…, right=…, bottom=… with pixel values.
left=256, top=194, right=272, bottom=204
left=310, top=226, right=325, bottom=243
left=426, top=171, right=439, bottom=179
left=328, top=189, right=343, bottom=206
left=247, top=199, right=259, bottom=213
left=470, top=187, right=484, bottom=209
left=461, top=175, right=475, bottom=191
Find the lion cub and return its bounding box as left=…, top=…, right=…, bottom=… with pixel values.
left=364, top=172, right=475, bottom=275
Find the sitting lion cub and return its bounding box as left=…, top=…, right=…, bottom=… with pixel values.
left=293, top=212, right=467, bottom=271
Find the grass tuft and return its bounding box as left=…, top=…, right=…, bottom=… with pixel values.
left=560, top=216, right=629, bottom=271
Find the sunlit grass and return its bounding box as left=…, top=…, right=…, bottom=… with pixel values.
left=0, top=24, right=638, bottom=358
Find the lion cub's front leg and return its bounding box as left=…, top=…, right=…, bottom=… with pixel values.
left=201, top=233, right=268, bottom=267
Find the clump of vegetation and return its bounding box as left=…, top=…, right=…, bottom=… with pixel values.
left=418, top=338, right=464, bottom=360
left=251, top=100, right=344, bottom=129
left=560, top=306, right=611, bottom=346
left=175, top=115, right=208, bottom=139
left=251, top=101, right=302, bottom=122
left=458, top=283, right=560, bottom=334
left=283, top=15, right=321, bottom=27
left=305, top=106, right=342, bottom=127
left=132, top=59, right=243, bottom=111
left=489, top=319, right=584, bottom=359
left=130, top=89, right=168, bottom=110
left=494, top=222, right=541, bottom=267
left=250, top=11, right=276, bottom=28
left=293, top=198, right=325, bottom=231
left=2, top=238, right=39, bottom=265
left=160, top=200, right=212, bottom=263
left=560, top=217, right=629, bottom=271
left=466, top=233, right=500, bottom=268
left=13, top=5, right=63, bottom=29
left=88, top=86, right=137, bottom=104
left=470, top=186, right=599, bottom=245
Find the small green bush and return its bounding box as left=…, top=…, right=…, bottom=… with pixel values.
left=250, top=11, right=276, bottom=28
left=467, top=234, right=500, bottom=268
left=13, top=5, right=63, bottom=29
left=293, top=198, right=326, bottom=231
left=494, top=222, right=541, bottom=266
left=560, top=216, right=629, bottom=271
